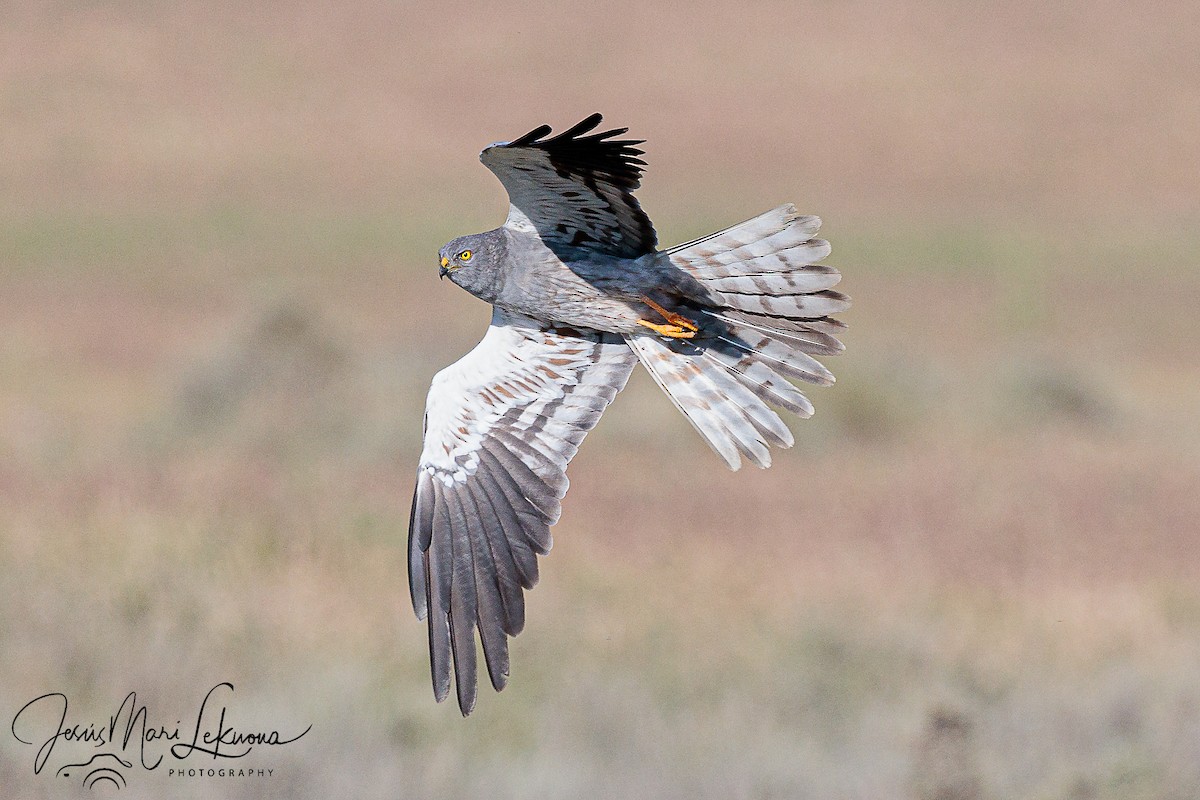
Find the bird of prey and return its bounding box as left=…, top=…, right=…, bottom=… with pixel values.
left=410, top=114, right=849, bottom=715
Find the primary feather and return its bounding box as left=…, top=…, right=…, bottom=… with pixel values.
left=480, top=113, right=657, bottom=258
left=411, top=308, right=635, bottom=714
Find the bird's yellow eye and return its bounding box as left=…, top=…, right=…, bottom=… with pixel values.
left=458, top=249, right=473, bottom=262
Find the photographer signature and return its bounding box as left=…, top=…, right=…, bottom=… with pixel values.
left=11, top=682, right=310, bottom=785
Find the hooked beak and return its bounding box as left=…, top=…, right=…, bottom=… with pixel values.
left=439, top=255, right=450, bottom=280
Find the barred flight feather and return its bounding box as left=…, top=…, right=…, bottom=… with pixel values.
left=622, top=204, right=846, bottom=472
left=409, top=308, right=635, bottom=714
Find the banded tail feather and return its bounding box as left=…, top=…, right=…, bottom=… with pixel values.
left=626, top=205, right=848, bottom=470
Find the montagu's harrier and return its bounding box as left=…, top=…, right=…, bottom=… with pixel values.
left=410, top=114, right=849, bottom=714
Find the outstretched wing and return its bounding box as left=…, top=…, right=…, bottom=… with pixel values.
left=409, top=308, right=636, bottom=715
left=480, top=113, right=657, bottom=259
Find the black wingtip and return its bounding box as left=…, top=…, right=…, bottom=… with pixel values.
left=507, top=123, right=552, bottom=148
left=482, top=114, right=651, bottom=202
left=555, top=112, right=604, bottom=140
left=502, top=113, right=630, bottom=149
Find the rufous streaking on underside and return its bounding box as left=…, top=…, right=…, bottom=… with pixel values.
left=412, top=114, right=849, bottom=715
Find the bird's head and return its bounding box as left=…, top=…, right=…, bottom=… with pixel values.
left=437, top=231, right=507, bottom=302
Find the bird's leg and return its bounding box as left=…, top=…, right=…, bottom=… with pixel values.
left=637, top=296, right=699, bottom=339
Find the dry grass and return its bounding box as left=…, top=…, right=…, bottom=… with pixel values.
left=2, top=1, right=1200, bottom=798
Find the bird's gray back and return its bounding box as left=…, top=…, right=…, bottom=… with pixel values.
left=493, top=228, right=669, bottom=334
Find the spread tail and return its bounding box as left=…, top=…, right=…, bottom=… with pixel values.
left=627, top=205, right=848, bottom=469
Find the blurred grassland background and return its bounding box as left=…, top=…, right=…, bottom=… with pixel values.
left=2, top=1, right=1199, bottom=798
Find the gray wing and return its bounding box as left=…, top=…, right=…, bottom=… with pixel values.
left=479, top=113, right=657, bottom=259
left=409, top=308, right=636, bottom=715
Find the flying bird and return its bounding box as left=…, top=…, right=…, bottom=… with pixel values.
left=410, top=114, right=849, bottom=715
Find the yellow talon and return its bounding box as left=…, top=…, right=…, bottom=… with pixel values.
left=636, top=319, right=698, bottom=338
left=639, top=296, right=699, bottom=338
